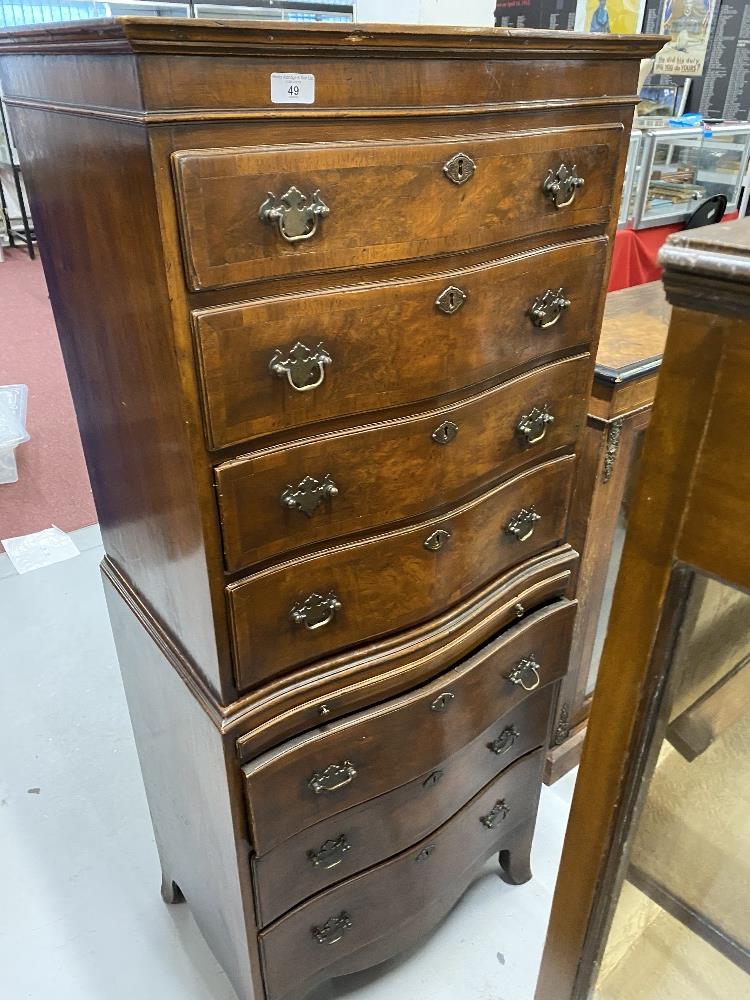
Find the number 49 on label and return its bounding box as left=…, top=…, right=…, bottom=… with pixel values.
left=270, top=72, right=315, bottom=105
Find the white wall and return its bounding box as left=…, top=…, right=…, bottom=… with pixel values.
left=355, top=0, right=494, bottom=28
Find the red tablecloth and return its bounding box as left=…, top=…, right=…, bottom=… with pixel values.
left=609, top=213, right=739, bottom=292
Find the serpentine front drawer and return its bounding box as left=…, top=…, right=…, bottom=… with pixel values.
left=252, top=682, right=554, bottom=927
left=228, top=455, right=575, bottom=690
left=258, top=748, right=545, bottom=1000
left=216, top=353, right=590, bottom=572
left=172, top=124, right=622, bottom=290
left=192, top=237, right=608, bottom=450
left=241, top=597, right=575, bottom=854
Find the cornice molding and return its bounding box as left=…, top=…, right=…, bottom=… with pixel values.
left=0, top=17, right=666, bottom=60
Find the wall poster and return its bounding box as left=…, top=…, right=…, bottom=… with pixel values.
left=654, top=0, right=718, bottom=76
left=575, top=0, right=647, bottom=34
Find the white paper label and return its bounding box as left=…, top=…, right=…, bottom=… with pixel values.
left=270, top=72, right=315, bottom=105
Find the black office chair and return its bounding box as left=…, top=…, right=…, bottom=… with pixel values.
left=683, top=193, right=727, bottom=230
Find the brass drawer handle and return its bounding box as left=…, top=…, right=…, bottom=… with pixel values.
left=308, top=834, right=351, bottom=870
left=259, top=185, right=330, bottom=242
left=488, top=725, right=520, bottom=756
left=529, top=288, right=571, bottom=329
left=290, top=591, right=342, bottom=631
left=480, top=798, right=510, bottom=829
left=443, top=151, right=476, bottom=186
left=517, top=404, right=554, bottom=446
left=436, top=285, right=467, bottom=315
left=307, top=761, right=357, bottom=795
left=506, top=506, right=542, bottom=543
left=432, top=420, right=458, bottom=445
left=508, top=655, right=541, bottom=692
left=269, top=340, right=332, bottom=392
left=281, top=474, right=338, bottom=517
left=312, top=912, right=352, bottom=946
left=424, top=528, right=451, bottom=551
left=431, top=691, right=455, bottom=712
left=543, top=163, right=584, bottom=209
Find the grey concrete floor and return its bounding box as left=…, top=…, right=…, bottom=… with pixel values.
left=0, top=525, right=576, bottom=1000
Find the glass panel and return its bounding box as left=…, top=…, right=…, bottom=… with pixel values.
left=695, top=130, right=747, bottom=206
left=618, top=131, right=641, bottom=226
left=626, top=136, right=646, bottom=221
left=593, top=567, right=750, bottom=1000
left=642, top=134, right=705, bottom=223
left=0, top=1, right=190, bottom=26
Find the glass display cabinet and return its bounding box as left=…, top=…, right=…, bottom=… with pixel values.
left=632, top=124, right=750, bottom=229
left=536, top=219, right=750, bottom=1000
left=618, top=128, right=642, bottom=228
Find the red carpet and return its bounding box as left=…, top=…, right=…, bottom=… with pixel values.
left=0, top=248, right=96, bottom=548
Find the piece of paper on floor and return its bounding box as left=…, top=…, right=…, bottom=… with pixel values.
left=2, top=525, right=80, bottom=574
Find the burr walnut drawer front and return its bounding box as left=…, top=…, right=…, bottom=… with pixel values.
left=252, top=683, right=554, bottom=927
left=216, top=352, right=590, bottom=572
left=258, top=748, right=544, bottom=1000
left=229, top=454, right=575, bottom=691
left=242, top=597, right=575, bottom=855
left=172, top=125, right=622, bottom=290
left=193, top=237, right=608, bottom=450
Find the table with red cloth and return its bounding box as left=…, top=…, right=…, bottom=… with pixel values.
left=608, top=213, right=739, bottom=292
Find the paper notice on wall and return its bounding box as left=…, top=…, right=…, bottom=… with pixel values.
left=654, top=0, right=717, bottom=77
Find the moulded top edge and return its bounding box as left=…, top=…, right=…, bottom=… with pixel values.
left=0, top=17, right=666, bottom=60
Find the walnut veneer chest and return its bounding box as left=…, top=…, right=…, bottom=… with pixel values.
left=0, top=19, right=660, bottom=1000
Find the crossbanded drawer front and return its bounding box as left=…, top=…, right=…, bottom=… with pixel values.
left=234, top=545, right=579, bottom=761
left=252, top=683, right=553, bottom=927
left=217, top=353, right=590, bottom=573
left=193, top=237, right=608, bottom=450
left=229, top=455, right=575, bottom=690
left=172, top=125, right=622, bottom=290
left=242, top=598, right=574, bottom=854
left=259, top=748, right=544, bottom=1000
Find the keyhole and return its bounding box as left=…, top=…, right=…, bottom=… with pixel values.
left=456, top=157, right=464, bottom=179
left=448, top=291, right=456, bottom=310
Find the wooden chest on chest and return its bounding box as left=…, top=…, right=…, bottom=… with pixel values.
left=0, top=19, right=660, bottom=1000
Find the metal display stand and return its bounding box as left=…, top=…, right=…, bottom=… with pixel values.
left=0, top=97, right=35, bottom=257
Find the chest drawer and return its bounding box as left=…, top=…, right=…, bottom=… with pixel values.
left=242, top=597, right=574, bottom=855
left=193, top=237, right=607, bottom=450
left=229, top=454, right=575, bottom=690
left=173, top=125, right=622, bottom=290
left=217, top=353, right=590, bottom=572
left=259, top=748, right=544, bottom=1000
left=252, top=683, right=553, bottom=927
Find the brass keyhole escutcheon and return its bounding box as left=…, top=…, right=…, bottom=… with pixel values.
left=443, top=151, right=476, bottom=186
left=436, top=285, right=467, bottom=315
left=415, top=845, right=436, bottom=863
left=424, top=528, right=452, bottom=551
left=430, top=691, right=455, bottom=712
left=432, top=420, right=459, bottom=445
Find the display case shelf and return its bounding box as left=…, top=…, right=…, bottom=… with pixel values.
left=632, top=124, right=750, bottom=230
